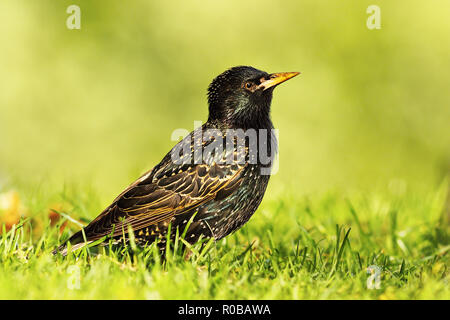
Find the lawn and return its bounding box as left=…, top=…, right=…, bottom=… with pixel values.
left=0, top=181, right=448, bottom=299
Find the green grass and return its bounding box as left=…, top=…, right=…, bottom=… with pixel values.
left=0, top=181, right=449, bottom=300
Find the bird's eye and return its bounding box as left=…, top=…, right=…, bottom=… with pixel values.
left=245, top=82, right=252, bottom=89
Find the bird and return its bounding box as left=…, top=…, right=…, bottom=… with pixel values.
left=55, top=66, right=299, bottom=255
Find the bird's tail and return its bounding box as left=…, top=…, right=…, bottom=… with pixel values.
left=52, top=230, right=93, bottom=256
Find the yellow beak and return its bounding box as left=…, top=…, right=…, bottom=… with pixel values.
left=259, top=72, right=300, bottom=91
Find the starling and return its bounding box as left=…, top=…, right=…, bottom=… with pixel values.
left=56, top=66, right=299, bottom=255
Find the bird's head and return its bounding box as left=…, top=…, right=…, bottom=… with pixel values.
left=207, top=66, right=299, bottom=128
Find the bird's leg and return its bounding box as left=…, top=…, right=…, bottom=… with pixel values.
left=184, top=248, right=194, bottom=261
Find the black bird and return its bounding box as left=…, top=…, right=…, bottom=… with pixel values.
left=56, top=66, right=299, bottom=255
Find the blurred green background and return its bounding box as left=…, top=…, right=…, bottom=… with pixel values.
left=0, top=0, right=449, bottom=205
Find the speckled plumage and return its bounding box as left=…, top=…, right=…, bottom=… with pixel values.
left=56, top=66, right=298, bottom=254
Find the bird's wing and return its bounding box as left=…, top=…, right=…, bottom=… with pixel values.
left=82, top=160, right=246, bottom=241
